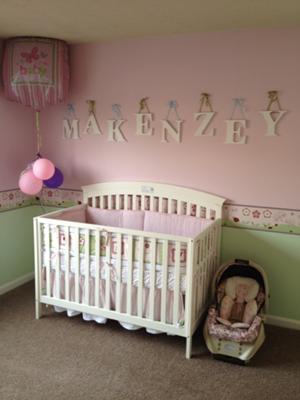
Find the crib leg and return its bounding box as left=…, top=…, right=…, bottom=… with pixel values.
left=186, top=336, right=192, bottom=359
left=35, top=300, right=42, bottom=319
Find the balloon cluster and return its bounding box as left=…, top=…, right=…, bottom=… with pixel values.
left=19, top=157, right=64, bottom=195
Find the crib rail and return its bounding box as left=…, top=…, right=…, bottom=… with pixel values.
left=35, top=217, right=192, bottom=336
left=82, top=181, right=225, bottom=220
left=34, top=213, right=221, bottom=358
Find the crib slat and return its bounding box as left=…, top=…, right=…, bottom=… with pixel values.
left=186, top=202, right=192, bottom=216
left=45, top=224, right=51, bottom=297
left=149, top=238, right=156, bottom=320
left=133, top=195, right=137, bottom=211
left=124, top=195, right=128, bottom=210
left=74, top=228, right=80, bottom=303
left=158, top=197, right=163, bottom=213
left=95, top=231, right=100, bottom=308
left=185, top=238, right=196, bottom=338
left=65, top=226, right=70, bottom=301
left=198, top=237, right=203, bottom=309
left=116, top=195, right=120, bottom=210
left=115, top=233, right=122, bottom=313
left=105, top=233, right=111, bottom=310
left=173, top=241, right=181, bottom=325
left=160, top=240, right=168, bottom=324
left=126, top=235, right=133, bottom=314
left=167, top=199, right=172, bottom=214
left=196, top=241, right=201, bottom=317
left=150, top=196, right=154, bottom=211
left=84, top=230, right=90, bottom=305
left=100, top=196, right=104, bottom=209
left=108, top=195, right=112, bottom=210
left=193, top=279, right=198, bottom=321
left=55, top=227, right=60, bottom=298
left=177, top=201, right=182, bottom=215
left=137, top=236, right=144, bottom=318
left=196, top=204, right=201, bottom=218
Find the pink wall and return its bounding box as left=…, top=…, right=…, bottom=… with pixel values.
left=0, top=41, right=35, bottom=191
left=41, top=28, right=300, bottom=208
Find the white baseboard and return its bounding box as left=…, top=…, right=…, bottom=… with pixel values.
left=266, top=314, right=300, bottom=331
left=0, top=272, right=34, bottom=296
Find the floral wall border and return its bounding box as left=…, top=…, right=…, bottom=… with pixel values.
left=0, top=188, right=83, bottom=213
left=36, top=188, right=83, bottom=208
left=223, top=204, right=300, bottom=235
left=0, top=188, right=33, bottom=212
left=1, top=188, right=300, bottom=235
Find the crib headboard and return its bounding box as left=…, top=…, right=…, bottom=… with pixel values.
left=82, top=181, right=225, bottom=220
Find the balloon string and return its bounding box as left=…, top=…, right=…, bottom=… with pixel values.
left=36, top=111, right=41, bottom=156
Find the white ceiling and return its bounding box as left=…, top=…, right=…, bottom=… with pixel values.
left=0, top=0, right=300, bottom=43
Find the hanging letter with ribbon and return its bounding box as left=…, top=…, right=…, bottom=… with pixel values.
left=194, top=93, right=216, bottom=136
left=135, top=97, right=154, bottom=136
left=107, top=104, right=127, bottom=142
left=83, top=100, right=102, bottom=135
left=259, top=91, right=287, bottom=136
left=225, top=98, right=248, bottom=144
left=161, top=100, right=183, bottom=143
left=63, top=103, right=80, bottom=139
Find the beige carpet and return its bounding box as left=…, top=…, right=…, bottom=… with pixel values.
left=0, top=282, right=299, bottom=400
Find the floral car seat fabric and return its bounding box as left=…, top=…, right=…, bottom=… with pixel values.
left=207, top=307, right=262, bottom=343
left=207, top=276, right=265, bottom=343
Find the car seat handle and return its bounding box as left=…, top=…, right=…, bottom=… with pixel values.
left=234, top=259, right=249, bottom=265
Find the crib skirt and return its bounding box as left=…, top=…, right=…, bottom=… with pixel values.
left=43, top=270, right=185, bottom=326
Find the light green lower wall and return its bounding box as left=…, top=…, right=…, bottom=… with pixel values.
left=1, top=209, right=300, bottom=322
left=0, top=206, right=57, bottom=288
left=221, top=227, right=300, bottom=321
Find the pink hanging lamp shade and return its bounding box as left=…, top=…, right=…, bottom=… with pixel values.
left=2, top=37, right=69, bottom=110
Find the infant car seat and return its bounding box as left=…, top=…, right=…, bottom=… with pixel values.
left=203, top=259, right=269, bottom=365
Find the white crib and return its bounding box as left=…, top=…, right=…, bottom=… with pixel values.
left=34, top=181, right=225, bottom=358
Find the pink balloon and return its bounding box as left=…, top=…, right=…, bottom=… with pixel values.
left=33, top=158, right=55, bottom=180
left=19, top=169, right=43, bottom=195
